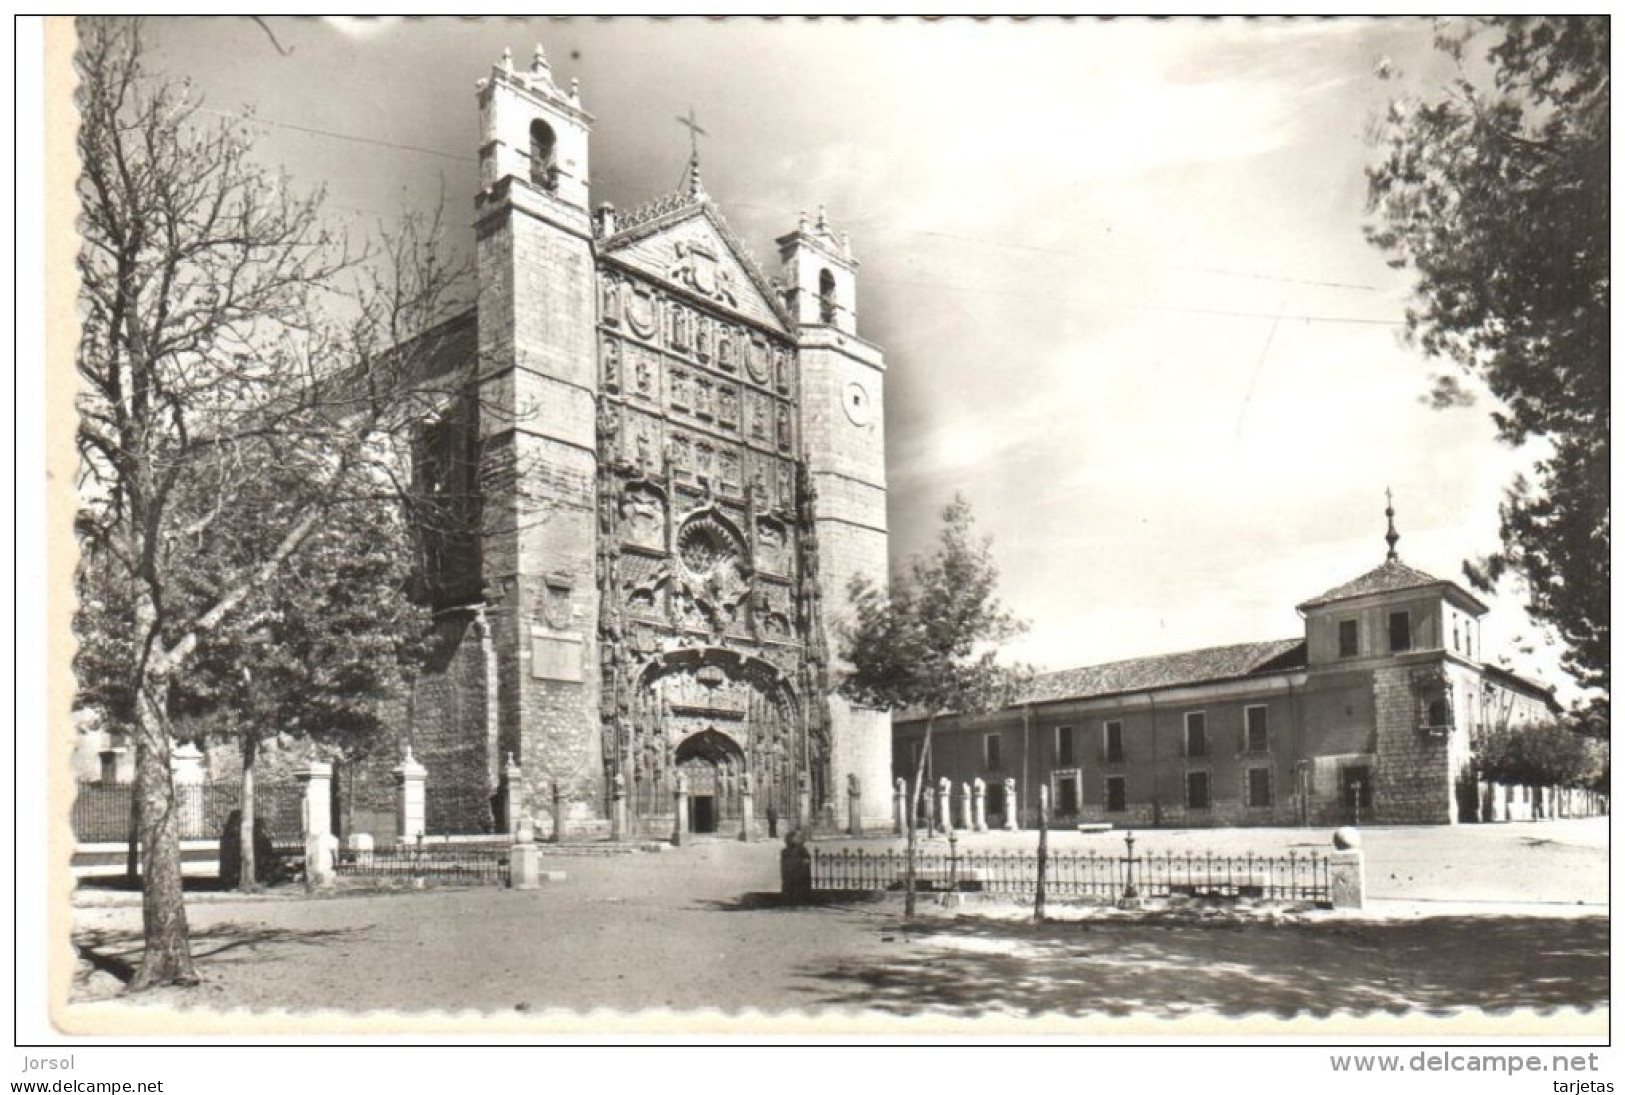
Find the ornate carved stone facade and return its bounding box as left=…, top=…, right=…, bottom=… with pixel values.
left=403, top=43, right=891, bottom=837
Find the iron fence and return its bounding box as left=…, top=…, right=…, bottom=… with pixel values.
left=333, top=842, right=510, bottom=886
left=809, top=846, right=1332, bottom=905
left=73, top=780, right=304, bottom=844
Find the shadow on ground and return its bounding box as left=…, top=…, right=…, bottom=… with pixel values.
left=794, top=914, right=1610, bottom=1018
left=75, top=922, right=375, bottom=991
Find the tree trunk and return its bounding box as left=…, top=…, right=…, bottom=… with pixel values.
left=238, top=731, right=258, bottom=893
left=903, top=715, right=936, bottom=920
left=126, top=676, right=198, bottom=990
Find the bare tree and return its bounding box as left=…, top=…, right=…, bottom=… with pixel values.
left=73, top=18, right=473, bottom=988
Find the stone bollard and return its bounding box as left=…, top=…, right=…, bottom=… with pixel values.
left=298, top=760, right=333, bottom=843
left=170, top=742, right=206, bottom=838
left=305, top=832, right=338, bottom=888
left=739, top=773, right=756, bottom=843
left=1002, top=777, right=1019, bottom=830
left=779, top=829, right=813, bottom=903
left=959, top=782, right=974, bottom=831
left=348, top=832, right=375, bottom=869
left=893, top=777, right=907, bottom=836
left=937, top=777, right=953, bottom=836
left=394, top=748, right=427, bottom=846
left=672, top=772, right=689, bottom=847
left=1328, top=828, right=1365, bottom=909
left=972, top=777, right=987, bottom=833
left=846, top=774, right=862, bottom=837
left=550, top=781, right=566, bottom=844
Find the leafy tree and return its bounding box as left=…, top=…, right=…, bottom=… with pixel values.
left=1367, top=17, right=1609, bottom=710
left=165, top=457, right=433, bottom=890
left=1475, top=718, right=1604, bottom=791
left=73, top=18, right=469, bottom=988
left=840, top=497, right=1027, bottom=917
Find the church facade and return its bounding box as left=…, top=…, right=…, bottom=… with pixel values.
left=398, top=46, right=892, bottom=838
left=894, top=518, right=1561, bottom=829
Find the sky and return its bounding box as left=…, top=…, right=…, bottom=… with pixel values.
left=130, top=16, right=1573, bottom=696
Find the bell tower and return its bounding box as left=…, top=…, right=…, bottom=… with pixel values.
left=473, top=45, right=603, bottom=825
left=778, top=208, right=892, bottom=828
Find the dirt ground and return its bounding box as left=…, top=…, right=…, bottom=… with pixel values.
left=67, top=819, right=1608, bottom=1021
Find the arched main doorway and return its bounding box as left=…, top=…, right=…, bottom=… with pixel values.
left=614, top=646, right=823, bottom=836
left=675, top=728, right=744, bottom=835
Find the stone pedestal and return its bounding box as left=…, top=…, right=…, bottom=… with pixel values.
left=297, top=761, right=333, bottom=842
left=893, top=778, right=906, bottom=836
left=170, top=742, right=206, bottom=838
left=394, top=749, right=427, bottom=846
left=502, top=754, right=524, bottom=836
left=972, top=777, right=987, bottom=833
left=1003, top=779, right=1019, bottom=831
left=1328, top=849, right=1365, bottom=909
left=305, top=832, right=338, bottom=887
left=511, top=840, right=544, bottom=890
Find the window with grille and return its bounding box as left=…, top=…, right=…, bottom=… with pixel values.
left=1338, top=619, right=1359, bottom=658
left=984, top=733, right=1003, bottom=771
left=1055, top=725, right=1075, bottom=767
left=1106, top=776, right=1127, bottom=813
left=1245, top=706, right=1269, bottom=754
left=1247, top=767, right=1273, bottom=808
left=1185, top=770, right=1211, bottom=810
left=1103, top=721, right=1124, bottom=762
left=1389, top=610, right=1412, bottom=653
left=1184, top=712, right=1207, bottom=758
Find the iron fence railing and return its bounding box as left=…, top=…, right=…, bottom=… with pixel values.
left=809, top=846, right=1333, bottom=905
left=73, top=780, right=304, bottom=844
left=333, top=842, right=510, bottom=886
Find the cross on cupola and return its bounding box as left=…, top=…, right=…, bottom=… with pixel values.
left=676, top=106, right=708, bottom=200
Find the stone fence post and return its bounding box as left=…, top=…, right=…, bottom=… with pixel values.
left=937, top=778, right=953, bottom=836
left=394, top=748, right=427, bottom=846
left=1003, top=777, right=1019, bottom=831
left=972, top=777, right=987, bottom=833
left=846, top=775, right=861, bottom=837
left=893, top=778, right=906, bottom=836
left=170, top=742, right=206, bottom=839
left=297, top=761, right=333, bottom=841
left=1329, top=827, right=1365, bottom=909
left=501, top=753, right=523, bottom=837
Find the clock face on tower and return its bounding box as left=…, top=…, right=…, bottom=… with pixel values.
left=842, top=380, right=873, bottom=426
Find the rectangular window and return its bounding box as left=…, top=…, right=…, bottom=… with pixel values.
left=1389, top=610, right=1412, bottom=653
left=1245, top=706, right=1269, bottom=754
left=1247, top=766, right=1273, bottom=808
left=1185, top=770, right=1211, bottom=810
left=983, top=733, right=1003, bottom=771
left=1105, top=776, right=1127, bottom=813
left=1184, top=712, right=1208, bottom=758
left=1055, top=725, right=1075, bottom=767
left=1103, top=721, right=1124, bottom=763
left=1056, top=775, right=1079, bottom=816
left=1338, top=619, right=1359, bottom=658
